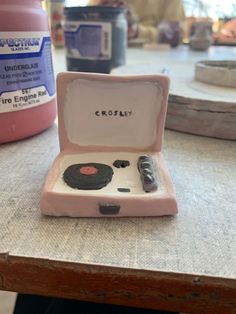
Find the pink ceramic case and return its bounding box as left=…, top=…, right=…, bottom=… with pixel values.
left=40, top=72, right=178, bottom=217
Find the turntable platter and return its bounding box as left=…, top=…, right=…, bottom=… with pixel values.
left=63, top=163, right=114, bottom=190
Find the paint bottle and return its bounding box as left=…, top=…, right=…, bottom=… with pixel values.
left=47, top=0, right=65, bottom=48
left=0, top=0, right=56, bottom=143
left=64, top=6, right=127, bottom=74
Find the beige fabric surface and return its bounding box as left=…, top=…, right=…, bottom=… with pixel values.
left=0, top=125, right=235, bottom=278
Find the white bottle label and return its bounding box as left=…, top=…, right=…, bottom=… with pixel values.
left=0, top=32, right=55, bottom=113
left=64, top=21, right=112, bottom=60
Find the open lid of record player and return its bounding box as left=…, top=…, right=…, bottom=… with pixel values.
left=57, top=72, right=169, bottom=153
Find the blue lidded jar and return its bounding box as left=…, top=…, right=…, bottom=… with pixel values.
left=64, top=6, right=127, bottom=73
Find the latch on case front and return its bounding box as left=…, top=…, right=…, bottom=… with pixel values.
left=99, top=204, right=120, bottom=215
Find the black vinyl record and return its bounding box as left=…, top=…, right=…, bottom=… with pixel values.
left=63, top=163, right=114, bottom=190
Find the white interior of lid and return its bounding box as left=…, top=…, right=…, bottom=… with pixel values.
left=63, top=79, right=162, bottom=149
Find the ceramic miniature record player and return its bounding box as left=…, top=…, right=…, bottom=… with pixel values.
left=40, top=72, right=178, bottom=217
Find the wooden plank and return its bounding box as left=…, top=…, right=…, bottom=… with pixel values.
left=112, top=46, right=236, bottom=140
left=0, top=255, right=235, bottom=314
left=166, top=97, right=236, bottom=139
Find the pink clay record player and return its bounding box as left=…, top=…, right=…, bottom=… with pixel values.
left=40, top=72, right=178, bottom=217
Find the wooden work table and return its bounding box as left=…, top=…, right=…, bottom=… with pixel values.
left=0, top=46, right=235, bottom=314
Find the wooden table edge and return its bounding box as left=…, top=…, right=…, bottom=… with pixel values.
left=0, top=253, right=235, bottom=314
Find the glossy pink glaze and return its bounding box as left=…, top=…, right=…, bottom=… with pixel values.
left=41, top=151, right=178, bottom=217
left=0, top=0, right=56, bottom=143
left=40, top=73, right=178, bottom=217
